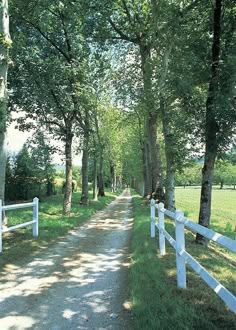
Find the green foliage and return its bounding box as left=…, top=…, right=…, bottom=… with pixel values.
left=0, top=33, right=12, bottom=48
left=176, top=163, right=202, bottom=186
left=5, top=134, right=56, bottom=201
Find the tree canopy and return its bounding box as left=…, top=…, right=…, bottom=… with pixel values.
left=0, top=0, right=235, bottom=237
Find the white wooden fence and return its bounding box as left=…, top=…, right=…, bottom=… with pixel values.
left=0, top=197, right=39, bottom=253
left=150, top=199, right=236, bottom=314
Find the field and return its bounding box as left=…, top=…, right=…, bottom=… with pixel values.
left=176, top=186, right=236, bottom=239
left=130, top=188, right=236, bottom=329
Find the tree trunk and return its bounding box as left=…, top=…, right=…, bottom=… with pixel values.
left=80, top=118, right=89, bottom=206
left=110, top=162, right=117, bottom=192
left=196, top=0, right=222, bottom=245
left=80, top=139, right=89, bottom=206
left=143, top=136, right=152, bottom=196
left=0, top=132, right=6, bottom=202
left=160, top=97, right=175, bottom=211
left=140, top=43, right=164, bottom=200
left=98, top=151, right=105, bottom=197
left=0, top=0, right=10, bottom=226
left=92, top=155, right=98, bottom=201
left=46, top=179, right=53, bottom=196
left=63, top=132, right=73, bottom=215
left=220, top=179, right=223, bottom=189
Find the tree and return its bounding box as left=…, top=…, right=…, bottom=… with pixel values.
left=0, top=0, right=11, bottom=210
left=196, top=0, right=236, bottom=245
left=86, top=0, right=165, bottom=199
left=10, top=0, right=92, bottom=214
left=13, top=144, right=36, bottom=200
left=27, top=130, right=56, bottom=197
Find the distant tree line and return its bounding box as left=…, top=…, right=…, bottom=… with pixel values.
left=5, top=131, right=56, bottom=201
left=176, top=149, right=236, bottom=189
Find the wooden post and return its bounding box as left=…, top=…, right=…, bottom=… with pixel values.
left=175, top=209, right=186, bottom=289
left=32, top=197, right=39, bottom=237
left=0, top=199, right=2, bottom=253
left=158, top=202, right=166, bottom=255
left=150, top=198, right=156, bottom=238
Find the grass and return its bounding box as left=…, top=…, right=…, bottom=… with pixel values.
left=176, top=186, right=236, bottom=239
left=0, top=190, right=120, bottom=268
left=130, top=189, right=236, bottom=329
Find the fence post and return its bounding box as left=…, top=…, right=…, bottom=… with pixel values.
left=175, top=210, right=186, bottom=289
left=32, top=197, right=39, bottom=237
left=158, top=202, right=166, bottom=255
left=150, top=198, right=156, bottom=238
left=0, top=200, right=2, bottom=253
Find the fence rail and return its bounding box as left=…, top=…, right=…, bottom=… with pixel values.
left=150, top=199, right=236, bottom=314
left=0, top=197, right=39, bottom=253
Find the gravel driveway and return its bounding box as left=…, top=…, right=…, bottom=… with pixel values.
left=0, top=189, right=133, bottom=330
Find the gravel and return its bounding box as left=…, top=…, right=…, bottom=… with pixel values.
left=0, top=189, right=134, bottom=330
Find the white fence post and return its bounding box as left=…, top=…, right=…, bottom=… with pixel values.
left=150, top=198, right=156, bottom=238
left=175, top=209, right=186, bottom=289
left=158, top=202, right=166, bottom=255
left=0, top=200, right=2, bottom=253
left=32, top=197, right=39, bottom=237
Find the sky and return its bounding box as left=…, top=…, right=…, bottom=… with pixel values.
left=7, top=122, right=82, bottom=166
left=7, top=122, right=31, bottom=153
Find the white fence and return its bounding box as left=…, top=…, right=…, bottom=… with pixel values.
left=0, top=197, right=39, bottom=253
left=150, top=199, right=236, bottom=314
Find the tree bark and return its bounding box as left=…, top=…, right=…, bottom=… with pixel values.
left=80, top=133, right=89, bottom=206
left=196, top=0, right=222, bottom=245
left=0, top=132, right=6, bottom=202
left=80, top=110, right=90, bottom=206
left=110, top=162, right=117, bottom=192
left=63, top=131, right=73, bottom=215
left=98, top=151, right=105, bottom=197
left=92, top=155, right=98, bottom=201
left=140, top=43, right=164, bottom=200
left=160, top=97, right=175, bottom=211
left=143, top=130, right=152, bottom=196
left=0, top=0, right=10, bottom=226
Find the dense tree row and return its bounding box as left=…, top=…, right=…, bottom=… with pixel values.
left=176, top=150, right=236, bottom=189
left=5, top=131, right=56, bottom=200
left=0, top=0, right=236, bottom=245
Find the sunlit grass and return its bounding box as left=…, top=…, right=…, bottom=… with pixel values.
left=175, top=186, right=236, bottom=239
left=0, top=190, right=119, bottom=267
left=130, top=191, right=236, bottom=329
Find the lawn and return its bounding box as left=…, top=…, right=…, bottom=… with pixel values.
left=130, top=188, right=236, bottom=329
left=175, top=186, right=236, bottom=239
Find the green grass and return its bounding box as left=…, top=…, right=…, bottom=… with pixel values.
left=176, top=186, right=236, bottom=239
left=130, top=190, right=236, bottom=329
left=0, top=190, right=119, bottom=268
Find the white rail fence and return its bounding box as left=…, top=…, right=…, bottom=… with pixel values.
left=0, top=197, right=39, bottom=253
left=150, top=199, right=236, bottom=314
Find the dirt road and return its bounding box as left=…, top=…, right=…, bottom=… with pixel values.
left=0, top=189, right=133, bottom=329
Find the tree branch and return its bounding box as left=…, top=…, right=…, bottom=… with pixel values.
left=121, top=0, right=133, bottom=25
left=21, top=16, right=71, bottom=62
left=58, top=9, right=73, bottom=61
left=50, top=89, right=68, bottom=124
left=108, top=17, right=139, bottom=44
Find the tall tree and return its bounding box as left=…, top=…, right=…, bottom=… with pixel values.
left=0, top=0, right=10, bottom=209
left=86, top=0, right=165, bottom=199
left=10, top=0, right=91, bottom=214
left=196, top=0, right=236, bottom=244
